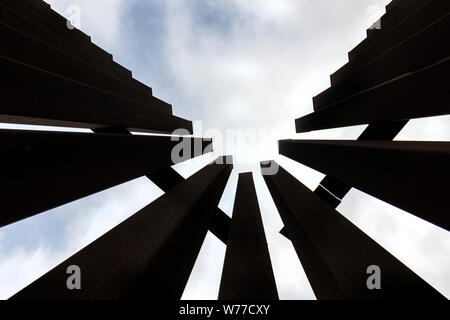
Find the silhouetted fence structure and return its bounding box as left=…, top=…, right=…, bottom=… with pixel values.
left=267, top=0, right=449, bottom=299
left=1, top=0, right=448, bottom=300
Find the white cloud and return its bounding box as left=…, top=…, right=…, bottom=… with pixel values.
left=0, top=243, right=62, bottom=299
left=161, top=0, right=391, bottom=160
left=395, top=115, right=450, bottom=142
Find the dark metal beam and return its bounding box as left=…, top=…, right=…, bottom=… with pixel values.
left=366, top=0, right=428, bottom=39
left=208, top=208, right=232, bottom=246
left=11, top=157, right=233, bottom=300
left=0, top=56, right=192, bottom=134
left=262, top=161, right=445, bottom=300
left=92, top=127, right=232, bottom=245
left=0, top=129, right=212, bottom=228
left=296, top=57, right=449, bottom=133
left=219, top=172, right=279, bottom=300
left=279, top=139, right=450, bottom=231
left=0, top=21, right=165, bottom=111
left=146, top=166, right=185, bottom=192
left=148, top=166, right=232, bottom=245
left=0, top=2, right=133, bottom=80
left=347, top=1, right=447, bottom=65
left=314, top=13, right=449, bottom=110
left=357, top=121, right=409, bottom=141
left=280, top=121, right=408, bottom=239
left=1, top=0, right=105, bottom=60
left=314, top=120, right=409, bottom=204
left=385, top=0, right=412, bottom=13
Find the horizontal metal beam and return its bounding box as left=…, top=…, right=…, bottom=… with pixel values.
left=279, top=121, right=409, bottom=239
left=262, top=161, right=445, bottom=300
left=219, top=172, right=278, bottom=300
left=1, top=0, right=99, bottom=55
left=11, top=157, right=233, bottom=300
left=0, top=129, right=212, bottom=228
left=0, top=2, right=132, bottom=80
left=314, top=13, right=449, bottom=110
left=296, top=57, right=449, bottom=133
left=0, top=22, right=163, bottom=111
left=279, top=139, right=450, bottom=231
left=314, top=120, right=409, bottom=204
left=347, top=1, right=447, bottom=65
left=0, top=56, right=192, bottom=134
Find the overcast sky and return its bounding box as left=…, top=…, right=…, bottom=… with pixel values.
left=1, top=0, right=449, bottom=299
